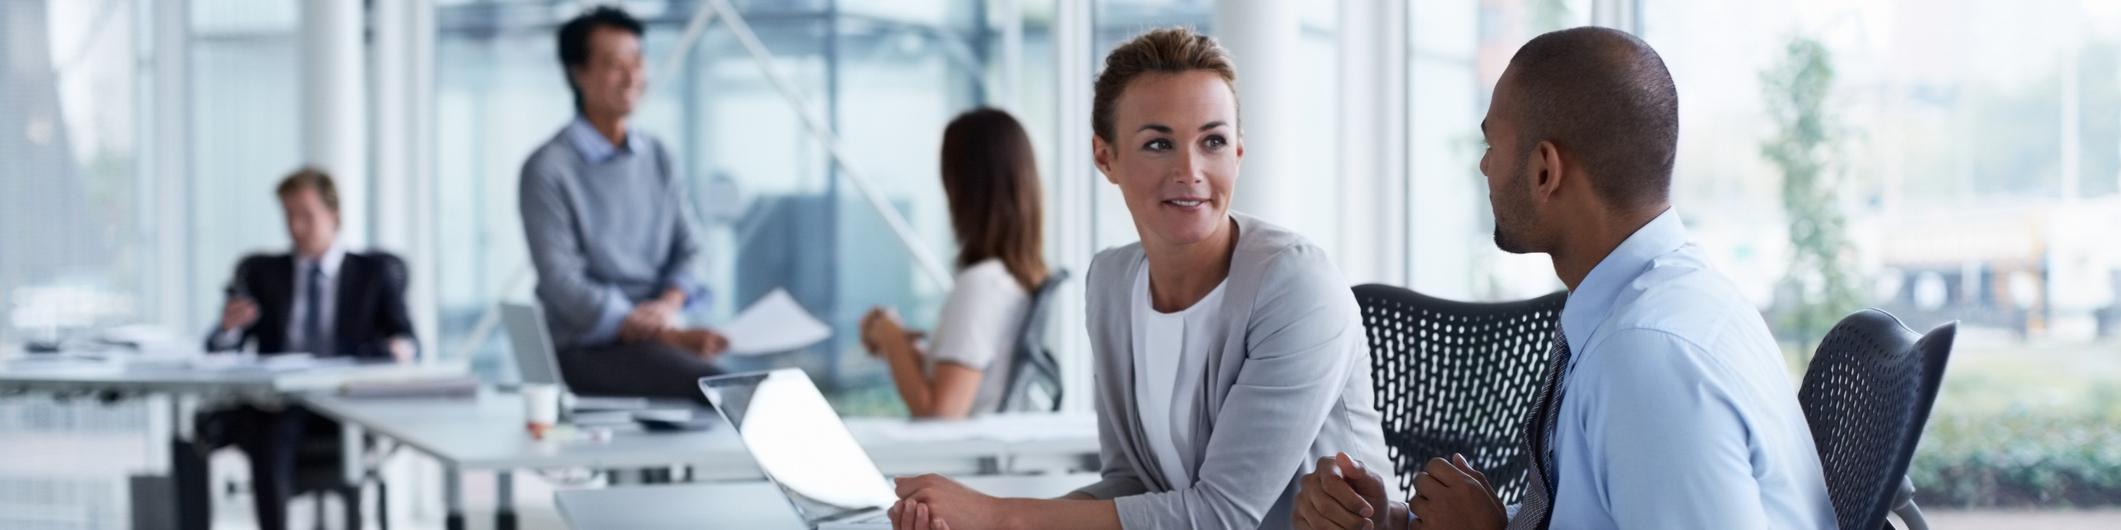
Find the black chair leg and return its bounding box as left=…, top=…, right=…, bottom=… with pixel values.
left=376, top=480, right=389, bottom=530
left=343, top=486, right=363, bottom=530
left=313, top=492, right=327, bottom=530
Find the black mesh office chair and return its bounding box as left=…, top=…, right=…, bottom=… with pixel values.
left=1799, top=309, right=1954, bottom=530
left=1353, top=285, right=1567, bottom=504
left=997, top=269, right=1070, bottom=413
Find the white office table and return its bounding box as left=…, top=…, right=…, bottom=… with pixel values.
left=555, top=472, right=1102, bottom=530
left=0, top=354, right=463, bottom=397
left=0, top=354, right=467, bottom=530
left=299, top=391, right=1100, bottom=530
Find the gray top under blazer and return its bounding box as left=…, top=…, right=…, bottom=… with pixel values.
left=1070, top=212, right=1402, bottom=530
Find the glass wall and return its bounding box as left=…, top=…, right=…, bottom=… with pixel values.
left=188, top=0, right=304, bottom=338
left=1411, top=0, right=2121, bottom=512
left=1657, top=0, right=2118, bottom=510
left=1, top=0, right=146, bottom=347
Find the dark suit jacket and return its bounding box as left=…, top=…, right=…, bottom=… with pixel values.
left=204, top=251, right=416, bottom=359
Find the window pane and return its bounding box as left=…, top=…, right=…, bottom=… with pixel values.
left=2, top=0, right=145, bottom=343
left=433, top=1, right=982, bottom=411
left=189, top=0, right=302, bottom=336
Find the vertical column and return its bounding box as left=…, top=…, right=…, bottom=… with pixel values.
left=1337, top=0, right=1408, bottom=286
left=1214, top=0, right=1300, bottom=226
left=369, top=0, right=440, bottom=359
left=147, top=0, right=194, bottom=331
left=1051, top=0, right=1094, bottom=413
left=2063, top=45, right=2082, bottom=202
left=1406, top=0, right=1480, bottom=300
left=410, top=0, right=440, bottom=361
left=303, top=0, right=369, bottom=247
left=373, top=0, right=410, bottom=254
left=1591, top=0, right=1643, bottom=34
left=990, top=0, right=1024, bottom=112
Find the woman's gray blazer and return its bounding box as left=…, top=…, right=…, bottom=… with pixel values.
left=1069, top=212, right=1402, bottom=530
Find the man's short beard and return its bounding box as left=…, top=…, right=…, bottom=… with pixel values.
left=1491, top=156, right=1538, bottom=254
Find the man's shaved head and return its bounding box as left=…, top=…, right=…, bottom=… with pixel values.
left=1505, top=26, right=1679, bottom=210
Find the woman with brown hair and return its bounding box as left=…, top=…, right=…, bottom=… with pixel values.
left=885, top=27, right=1394, bottom=530
left=860, top=107, right=1050, bottom=419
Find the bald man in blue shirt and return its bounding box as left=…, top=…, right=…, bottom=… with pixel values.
left=1293, top=27, right=1834, bottom=530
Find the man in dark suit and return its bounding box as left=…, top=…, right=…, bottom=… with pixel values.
left=203, top=168, right=415, bottom=530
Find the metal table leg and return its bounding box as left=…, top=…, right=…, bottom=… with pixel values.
left=341, top=421, right=366, bottom=529
left=170, top=394, right=210, bottom=530
left=444, top=466, right=464, bottom=530
left=496, top=470, right=517, bottom=530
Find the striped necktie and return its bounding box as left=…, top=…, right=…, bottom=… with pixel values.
left=1506, top=328, right=1573, bottom=530
left=303, top=262, right=328, bottom=356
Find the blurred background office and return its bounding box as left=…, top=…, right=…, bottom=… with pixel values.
left=3, top=0, right=2119, bottom=528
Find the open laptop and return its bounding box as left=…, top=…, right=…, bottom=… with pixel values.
left=500, top=302, right=649, bottom=412
left=699, top=369, right=896, bottom=529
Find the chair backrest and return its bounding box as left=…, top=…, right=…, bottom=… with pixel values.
left=1798, top=309, right=1954, bottom=530
left=997, top=269, right=1071, bottom=413
left=366, top=251, right=409, bottom=291
left=1354, top=284, right=1567, bottom=505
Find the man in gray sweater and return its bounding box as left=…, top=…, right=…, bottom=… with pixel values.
left=520, top=6, right=725, bottom=401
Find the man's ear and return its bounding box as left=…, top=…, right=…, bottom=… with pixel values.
left=1531, top=140, right=1567, bottom=203
left=1092, top=135, right=1118, bottom=184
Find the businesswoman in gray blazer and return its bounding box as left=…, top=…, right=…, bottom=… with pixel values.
left=888, top=27, right=1399, bottom=530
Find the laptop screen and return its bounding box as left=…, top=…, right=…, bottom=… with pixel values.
left=700, top=370, right=898, bottom=524
left=501, top=303, right=563, bottom=387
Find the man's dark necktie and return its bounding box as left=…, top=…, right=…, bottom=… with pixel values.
left=303, top=263, right=328, bottom=356
left=1506, top=327, right=1573, bottom=530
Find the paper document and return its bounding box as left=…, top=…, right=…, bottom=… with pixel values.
left=714, top=288, right=832, bottom=356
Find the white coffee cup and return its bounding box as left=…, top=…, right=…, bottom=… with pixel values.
left=522, top=383, right=561, bottom=438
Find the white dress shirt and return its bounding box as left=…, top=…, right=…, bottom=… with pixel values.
left=1537, top=209, right=1835, bottom=529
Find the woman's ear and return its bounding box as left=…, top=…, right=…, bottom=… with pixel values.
left=1092, top=135, right=1119, bottom=184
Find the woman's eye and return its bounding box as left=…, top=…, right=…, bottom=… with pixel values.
left=1203, top=135, right=1227, bottom=149
left=1143, top=139, right=1173, bottom=151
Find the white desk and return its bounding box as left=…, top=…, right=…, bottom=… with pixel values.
left=555, top=472, right=1102, bottom=530
left=0, top=354, right=464, bottom=398
left=299, top=391, right=1101, bottom=530
left=0, top=355, right=467, bottom=530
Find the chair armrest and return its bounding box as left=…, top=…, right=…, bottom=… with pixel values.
left=1890, top=475, right=1928, bottom=530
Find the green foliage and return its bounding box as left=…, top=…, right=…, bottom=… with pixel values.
left=1911, top=411, right=2121, bottom=507
left=1760, top=37, right=1863, bottom=353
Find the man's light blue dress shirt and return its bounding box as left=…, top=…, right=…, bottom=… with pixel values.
left=1538, top=209, right=1836, bottom=529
